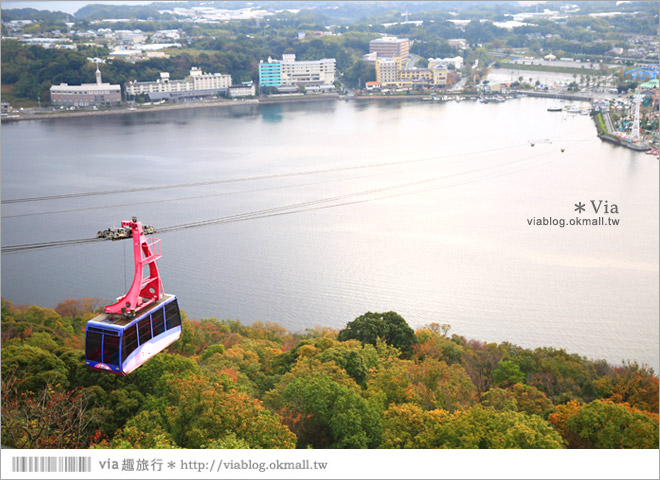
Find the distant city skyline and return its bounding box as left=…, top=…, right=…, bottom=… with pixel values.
left=2, top=1, right=153, bottom=15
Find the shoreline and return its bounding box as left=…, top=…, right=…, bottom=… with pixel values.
left=0, top=92, right=480, bottom=122
left=0, top=94, right=344, bottom=122
left=0, top=91, right=592, bottom=123
left=4, top=94, right=654, bottom=152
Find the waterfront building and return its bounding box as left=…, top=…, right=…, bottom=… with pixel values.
left=228, top=83, right=256, bottom=97
left=258, top=59, right=282, bottom=87
left=125, top=67, right=232, bottom=100
left=369, top=37, right=410, bottom=59
left=258, top=54, right=336, bottom=88
left=375, top=57, right=402, bottom=85
left=375, top=57, right=447, bottom=89
left=399, top=65, right=447, bottom=87
left=50, top=64, right=121, bottom=107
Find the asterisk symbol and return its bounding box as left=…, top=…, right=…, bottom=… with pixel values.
left=575, top=202, right=586, bottom=213
left=168, top=461, right=176, bottom=469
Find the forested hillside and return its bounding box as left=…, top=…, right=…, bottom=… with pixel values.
left=1, top=298, right=658, bottom=449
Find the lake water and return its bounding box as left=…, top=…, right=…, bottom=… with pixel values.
left=2, top=97, right=658, bottom=370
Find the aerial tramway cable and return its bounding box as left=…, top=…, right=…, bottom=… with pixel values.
left=2, top=130, right=590, bottom=219
left=0, top=142, right=535, bottom=205
left=2, top=141, right=586, bottom=256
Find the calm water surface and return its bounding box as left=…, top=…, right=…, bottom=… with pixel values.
left=2, top=98, right=658, bottom=369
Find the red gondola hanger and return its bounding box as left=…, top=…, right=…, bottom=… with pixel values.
left=104, top=217, right=163, bottom=316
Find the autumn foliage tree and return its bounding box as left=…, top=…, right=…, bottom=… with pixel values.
left=1, top=299, right=658, bottom=450
left=1, top=374, right=100, bottom=449
left=548, top=400, right=659, bottom=448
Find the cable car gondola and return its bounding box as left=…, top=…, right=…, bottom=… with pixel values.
left=85, top=218, right=181, bottom=375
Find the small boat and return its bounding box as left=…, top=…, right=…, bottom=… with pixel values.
left=547, top=106, right=563, bottom=112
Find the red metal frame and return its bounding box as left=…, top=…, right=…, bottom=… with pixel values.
left=105, top=219, right=164, bottom=316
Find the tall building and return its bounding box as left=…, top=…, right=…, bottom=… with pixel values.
left=259, top=54, right=336, bottom=88
left=258, top=61, right=282, bottom=87
left=375, top=57, right=402, bottom=85
left=369, top=37, right=410, bottom=59
left=125, top=67, right=232, bottom=100
left=50, top=64, right=121, bottom=107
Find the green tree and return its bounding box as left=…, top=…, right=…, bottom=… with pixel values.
left=493, top=359, right=525, bottom=387
left=338, top=311, right=417, bottom=357
left=160, top=374, right=296, bottom=449
left=1, top=344, right=69, bottom=392
left=342, top=60, right=375, bottom=88
left=427, top=405, right=565, bottom=448
left=98, top=410, right=178, bottom=449
left=316, top=343, right=370, bottom=386
left=380, top=403, right=448, bottom=448
left=273, top=372, right=382, bottom=448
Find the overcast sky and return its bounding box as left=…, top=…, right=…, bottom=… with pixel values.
left=2, top=1, right=154, bottom=15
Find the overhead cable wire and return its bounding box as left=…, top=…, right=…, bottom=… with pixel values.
left=0, top=142, right=533, bottom=205
left=1, top=237, right=103, bottom=254
left=1, top=123, right=596, bottom=207
left=0, top=164, right=441, bottom=219
left=159, top=143, right=573, bottom=232
left=1, top=141, right=584, bottom=255
left=162, top=143, right=585, bottom=233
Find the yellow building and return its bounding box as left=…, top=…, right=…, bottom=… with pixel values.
left=376, top=57, right=447, bottom=88
left=375, top=57, right=402, bottom=86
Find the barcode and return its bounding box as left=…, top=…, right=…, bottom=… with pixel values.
left=11, top=456, right=91, bottom=473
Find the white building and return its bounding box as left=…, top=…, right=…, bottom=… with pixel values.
left=229, top=83, right=256, bottom=97
left=258, top=54, right=336, bottom=88
left=280, top=54, right=335, bottom=86
left=429, top=56, right=464, bottom=69
left=125, top=67, right=232, bottom=99
left=362, top=52, right=378, bottom=63
left=114, top=30, right=146, bottom=44
left=448, top=38, right=467, bottom=49
left=50, top=64, right=121, bottom=106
